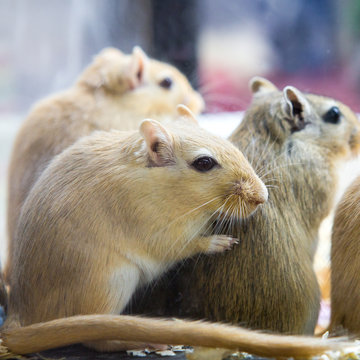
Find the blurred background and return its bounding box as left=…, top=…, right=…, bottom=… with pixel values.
left=2, top=0, right=360, bottom=115
left=1, top=0, right=360, bottom=306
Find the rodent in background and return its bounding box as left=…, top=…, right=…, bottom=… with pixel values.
left=128, top=77, right=360, bottom=337
left=4, top=106, right=267, bottom=352
left=330, top=175, right=360, bottom=335
left=5, top=46, right=204, bottom=282
left=1, top=107, right=358, bottom=360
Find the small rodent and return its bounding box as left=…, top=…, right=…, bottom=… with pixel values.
left=330, top=174, right=360, bottom=334
left=4, top=106, right=267, bottom=352
left=129, top=77, right=360, bottom=336
left=1, top=107, right=357, bottom=359
left=5, top=46, right=204, bottom=281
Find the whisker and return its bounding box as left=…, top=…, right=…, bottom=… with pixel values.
left=151, top=195, right=223, bottom=239
left=249, top=137, right=274, bottom=173
left=259, top=161, right=305, bottom=180
left=255, top=152, right=288, bottom=178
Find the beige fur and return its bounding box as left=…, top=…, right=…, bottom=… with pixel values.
left=6, top=47, right=204, bottom=281
left=330, top=175, right=360, bottom=334
left=2, top=315, right=357, bottom=357
left=129, top=78, right=360, bottom=338
left=4, top=108, right=267, bottom=353
left=1, top=98, right=357, bottom=360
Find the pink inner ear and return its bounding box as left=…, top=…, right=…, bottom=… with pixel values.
left=144, top=126, right=163, bottom=165
left=140, top=120, right=175, bottom=166
left=145, top=125, right=159, bottom=149
left=128, top=49, right=147, bottom=89
left=141, top=121, right=162, bottom=157
left=136, top=57, right=144, bottom=84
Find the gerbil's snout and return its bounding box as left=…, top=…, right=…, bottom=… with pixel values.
left=249, top=192, right=268, bottom=206
left=233, top=178, right=268, bottom=216
left=183, top=91, right=205, bottom=114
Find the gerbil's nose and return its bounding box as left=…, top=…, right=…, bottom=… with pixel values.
left=257, top=183, right=269, bottom=204
left=251, top=190, right=268, bottom=205
left=248, top=182, right=268, bottom=206
left=233, top=178, right=268, bottom=209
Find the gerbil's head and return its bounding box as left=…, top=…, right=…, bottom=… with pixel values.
left=76, top=46, right=204, bottom=116
left=241, top=76, right=360, bottom=161
left=138, top=105, right=268, bottom=222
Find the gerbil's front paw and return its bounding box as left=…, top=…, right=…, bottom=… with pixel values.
left=207, top=235, right=239, bottom=253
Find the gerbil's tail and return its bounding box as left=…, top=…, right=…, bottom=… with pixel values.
left=1, top=315, right=358, bottom=357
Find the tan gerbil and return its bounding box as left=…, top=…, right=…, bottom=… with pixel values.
left=6, top=46, right=204, bottom=281
left=129, top=78, right=360, bottom=337
left=330, top=175, right=360, bottom=335
left=4, top=106, right=267, bottom=352
left=1, top=108, right=358, bottom=359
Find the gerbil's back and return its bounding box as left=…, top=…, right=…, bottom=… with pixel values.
left=8, top=131, right=137, bottom=324
left=6, top=88, right=97, bottom=266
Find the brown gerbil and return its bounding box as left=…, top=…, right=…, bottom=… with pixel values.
left=330, top=174, right=360, bottom=335
left=129, top=77, right=360, bottom=336
left=4, top=107, right=267, bottom=352
left=5, top=46, right=204, bottom=282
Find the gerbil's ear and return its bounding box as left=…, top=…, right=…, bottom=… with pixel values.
left=282, top=86, right=312, bottom=132
left=127, top=46, right=149, bottom=89
left=140, top=119, right=175, bottom=166
left=249, top=76, right=278, bottom=95
left=176, top=104, right=199, bottom=125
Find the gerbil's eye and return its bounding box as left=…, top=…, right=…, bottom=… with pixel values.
left=323, top=106, right=341, bottom=124
left=159, top=77, right=173, bottom=90
left=191, top=156, right=218, bottom=172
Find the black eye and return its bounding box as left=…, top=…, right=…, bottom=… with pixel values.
left=159, top=77, right=172, bottom=89
left=191, top=156, right=218, bottom=172
left=323, top=106, right=341, bottom=124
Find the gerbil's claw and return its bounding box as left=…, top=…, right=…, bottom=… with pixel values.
left=208, top=235, right=239, bottom=253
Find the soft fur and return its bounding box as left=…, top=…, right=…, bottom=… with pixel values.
left=4, top=108, right=267, bottom=352
left=129, top=77, right=360, bottom=336
left=6, top=47, right=204, bottom=281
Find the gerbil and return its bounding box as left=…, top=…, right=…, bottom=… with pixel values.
left=4, top=106, right=267, bottom=352
left=330, top=175, right=360, bottom=334
left=129, top=77, right=360, bottom=336
left=1, top=107, right=358, bottom=359
left=6, top=46, right=204, bottom=281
